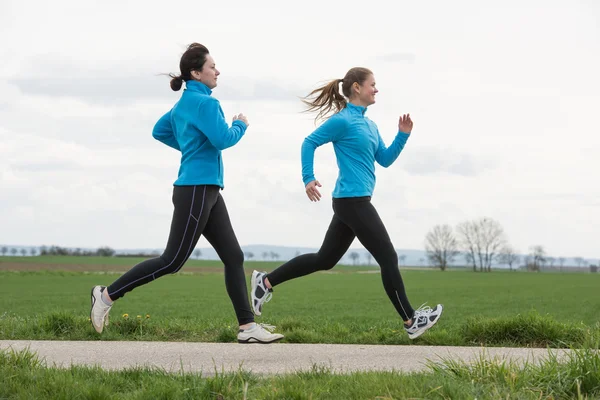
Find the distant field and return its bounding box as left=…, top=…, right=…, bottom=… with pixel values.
left=1, top=264, right=598, bottom=347
left=0, top=255, right=380, bottom=272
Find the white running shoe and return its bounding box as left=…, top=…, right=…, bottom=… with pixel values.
left=237, top=323, right=284, bottom=344
left=251, top=270, right=272, bottom=316
left=90, top=285, right=112, bottom=333
left=404, top=304, right=443, bottom=340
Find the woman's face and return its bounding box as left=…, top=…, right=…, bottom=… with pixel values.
left=192, top=55, right=220, bottom=89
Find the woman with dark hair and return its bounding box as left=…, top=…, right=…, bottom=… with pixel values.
left=251, top=67, right=443, bottom=340
left=90, top=43, right=283, bottom=344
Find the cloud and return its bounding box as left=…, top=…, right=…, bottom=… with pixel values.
left=0, top=122, right=328, bottom=250
left=400, top=146, right=497, bottom=177
left=217, top=78, right=305, bottom=102
left=1, top=0, right=599, bottom=259
left=0, top=93, right=161, bottom=149
left=9, top=75, right=303, bottom=106
left=376, top=52, right=416, bottom=63
left=10, top=76, right=171, bottom=105
left=7, top=54, right=305, bottom=106
left=0, top=81, right=20, bottom=110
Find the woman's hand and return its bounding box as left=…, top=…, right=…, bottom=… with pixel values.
left=398, top=114, right=413, bottom=134
left=233, top=113, right=249, bottom=127
left=305, top=180, right=322, bottom=202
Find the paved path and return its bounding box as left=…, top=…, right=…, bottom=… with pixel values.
left=0, top=340, right=569, bottom=376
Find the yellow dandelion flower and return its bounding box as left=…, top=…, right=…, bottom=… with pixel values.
left=122, top=313, right=129, bottom=318
left=145, top=314, right=150, bottom=319
left=136, top=315, right=142, bottom=319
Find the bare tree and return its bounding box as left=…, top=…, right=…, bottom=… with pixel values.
left=262, top=251, right=269, bottom=261
left=29, top=247, right=37, bottom=256
left=96, top=247, right=115, bottom=257
left=457, top=221, right=478, bottom=272
left=457, top=218, right=506, bottom=272
left=20, top=248, right=27, bottom=256
left=481, top=218, right=506, bottom=272
left=1, top=246, right=7, bottom=256
left=365, top=252, right=373, bottom=266
left=574, top=257, right=585, bottom=268
left=194, top=249, right=202, bottom=259
left=246, top=251, right=254, bottom=261
left=547, top=256, right=556, bottom=268
left=349, top=252, right=359, bottom=265
left=425, top=224, right=460, bottom=271
left=529, top=245, right=546, bottom=272
left=523, top=255, right=532, bottom=270
left=498, top=246, right=520, bottom=271
left=463, top=252, right=475, bottom=270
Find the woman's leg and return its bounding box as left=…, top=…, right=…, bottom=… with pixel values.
left=266, top=214, right=355, bottom=286
left=202, top=193, right=254, bottom=326
left=334, top=197, right=415, bottom=321
left=203, top=193, right=284, bottom=343
left=106, top=185, right=219, bottom=300
left=250, top=213, right=355, bottom=315
left=90, top=185, right=219, bottom=333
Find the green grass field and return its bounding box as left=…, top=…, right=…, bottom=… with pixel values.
left=0, top=255, right=377, bottom=271
left=1, top=256, right=599, bottom=347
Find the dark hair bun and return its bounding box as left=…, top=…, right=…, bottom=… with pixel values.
left=170, top=75, right=184, bottom=91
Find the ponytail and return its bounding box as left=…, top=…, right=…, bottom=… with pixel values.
left=169, top=74, right=184, bottom=91
left=302, top=67, right=373, bottom=122
left=301, top=78, right=347, bottom=122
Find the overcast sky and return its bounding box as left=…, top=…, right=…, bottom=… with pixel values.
left=1, top=0, right=598, bottom=259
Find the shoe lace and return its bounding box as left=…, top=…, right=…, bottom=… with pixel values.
left=263, top=292, right=273, bottom=303
left=413, top=303, right=432, bottom=318
left=257, top=323, right=276, bottom=332
left=258, top=276, right=273, bottom=303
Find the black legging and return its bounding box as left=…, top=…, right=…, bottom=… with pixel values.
left=107, top=185, right=254, bottom=325
left=267, top=196, right=415, bottom=321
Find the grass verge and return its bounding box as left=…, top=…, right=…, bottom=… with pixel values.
left=1, top=310, right=598, bottom=348
left=2, top=270, right=599, bottom=347
left=1, top=344, right=599, bottom=399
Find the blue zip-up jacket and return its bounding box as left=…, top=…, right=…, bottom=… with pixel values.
left=152, top=80, right=247, bottom=187
left=301, top=102, right=410, bottom=198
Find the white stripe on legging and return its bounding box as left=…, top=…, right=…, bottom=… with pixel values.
left=109, top=186, right=207, bottom=296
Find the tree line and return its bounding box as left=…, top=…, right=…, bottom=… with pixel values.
left=0, top=245, right=117, bottom=257
left=3, top=225, right=595, bottom=273
left=424, top=217, right=597, bottom=272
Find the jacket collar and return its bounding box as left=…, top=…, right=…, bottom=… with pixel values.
left=185, top=80, right=212, bottom=95
left=345, top=101, right=367, bottom=115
